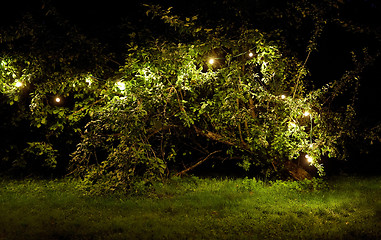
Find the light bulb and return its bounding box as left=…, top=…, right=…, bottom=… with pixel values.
left=303, top=111, right=310, bottom=117
left=281, top=95, right=286, bottom=99
left=306, top=154, right=313, bottom=163
left=248, top=52, right=254, bottom=58
left=85, top=77, right=92, bottom=85
left=208, top=58, right=215, bottom=65
left=15, top=81, right=22, bottom=87
left=116, top=81, right=125, bottom=91
left=55, top=97, right=61, bottom=103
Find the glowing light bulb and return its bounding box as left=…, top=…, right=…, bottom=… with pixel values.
left=208, top=58, right=215, bottom=65
left=55, top=97, right=61, bottom=103
left=116, top=81, right=125, bottom=91
left=281, top=95, right=286, bottom=99
left=15, top=81, right=22, bottom=87
left=303, top=111, right=310, bottom=117
left=248, top=52, right=254, bottom=58
left=85, top=77, right=92, bottom=85
left=306, top=154, right=313, bottom=163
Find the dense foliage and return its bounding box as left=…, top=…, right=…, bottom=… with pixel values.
left=1, top=0, right=379, bottom=193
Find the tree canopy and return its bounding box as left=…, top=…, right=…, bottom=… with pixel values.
left=1, top=0, right=380, bottom=194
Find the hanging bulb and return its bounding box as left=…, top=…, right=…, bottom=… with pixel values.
left=116, top=81, right=125, bottom=91
left=305, top=154, right=313, bottom=163
left=208, top=58, right=215, bottom=65
left=85, top=77, right=92, bottom=86
left=55, top=97, right=61, bottom=103
left=15, top=81, right=22, bottom=87
left=248, top=52, right=254, bottom=58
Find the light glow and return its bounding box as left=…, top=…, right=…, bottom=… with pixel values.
left=248, top=52, right=254, bottom=58
left=289, top=122, right=297, bottom=128
left=281, top=95, right=286, bottom=99
left=208, top=58, right=215, bottom=65
left=55, top=97, right=61, bottom=103
left=116, top=81, right=125, bottom=91
left=305, top=154, right=313, bottom=163
left=303, top=111, right=310, bottom=117
left=15, top=81, right=22, bottom=87
left=85, top=77, right=92, bottom=85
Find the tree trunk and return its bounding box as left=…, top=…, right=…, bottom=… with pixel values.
left=284, top=161, right=312, bottom=180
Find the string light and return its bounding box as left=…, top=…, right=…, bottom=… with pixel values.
left=303, top=111, right=310, bottom=117
left=305, top=154, right=313, bottom=163
left=289, top=122, right=297, bottom=128
left=15, top=81, right=22, bottom=87
left=206, top=47, right=256, bottom=64
left=116, top=81, right=126, bottom=91
left=85, top=77, right=92, bottom=86
left=280, top=95, right=286, bottom=99
left=55, top=97, right=61, bottom=103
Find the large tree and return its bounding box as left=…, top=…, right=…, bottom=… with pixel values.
left=1, top=0, right=379, bottom=193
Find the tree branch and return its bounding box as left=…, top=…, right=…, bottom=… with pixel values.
left=175, top=150, right=222, bottom=176
left=69, top=97, right=105, bottom=118
left=193, top=126, right=235, bottom=146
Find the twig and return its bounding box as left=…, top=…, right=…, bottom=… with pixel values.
left=193, top=126, right=235, bottom=146
left=69, top=97, right=105, bottom=118
left=147, top=124, right=178, bottom=139
left=293, top=50, right=311, bottom=98
left=176, top=150, right=222, bottom=176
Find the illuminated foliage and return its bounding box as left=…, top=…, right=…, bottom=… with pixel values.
left=68, top=4, right=370, bottom=193
left=0, top=1, right=379, bottom=192
left=0, top=10, right=112, bottom=175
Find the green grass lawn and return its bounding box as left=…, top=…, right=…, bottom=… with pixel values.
left=0, top=176, right=380, bottom=240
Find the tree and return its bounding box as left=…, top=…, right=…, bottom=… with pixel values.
left=1, top=0, right=379, bottom=193
left=68, top=2, right=376, bottom=193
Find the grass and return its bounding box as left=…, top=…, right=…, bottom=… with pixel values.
left=0, top=176, right=380, bottom=240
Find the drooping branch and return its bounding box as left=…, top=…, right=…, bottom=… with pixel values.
left=193, top=126, right=235, bottom=146
left=193, top=126, right=251, bottom=152
left=147, top=124, right=178, bottom=139
left=69, top=97, right=105, bottom=118
left=176, top=150, right=222, bottom=176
